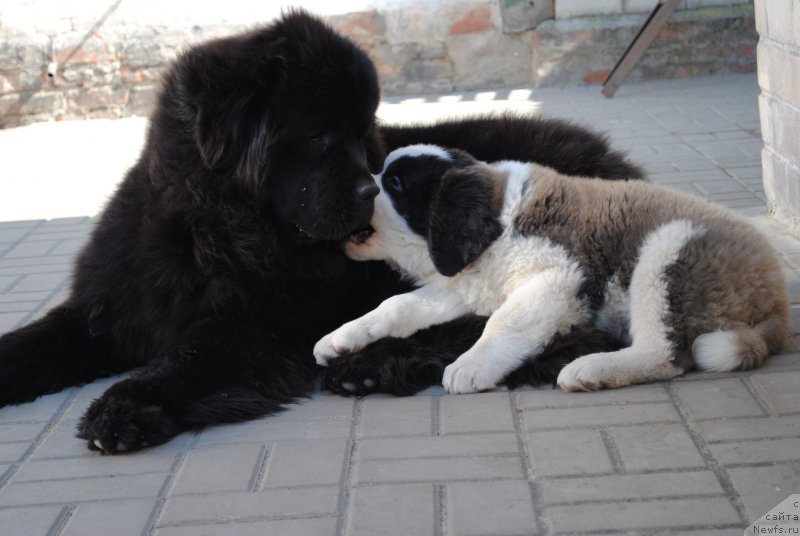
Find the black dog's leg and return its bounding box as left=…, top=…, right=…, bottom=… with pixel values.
left=77, top=339, right=316, bottom=454
left=322, top=320, right=628, bottom=396
left=0, top=305, right=119, bottom=407
left=322, top=316, right=484, bottom=396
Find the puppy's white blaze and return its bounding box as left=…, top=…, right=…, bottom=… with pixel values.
left=380, top=144, right=452, bottom=173
left=693, top=330, right=741, bottom=372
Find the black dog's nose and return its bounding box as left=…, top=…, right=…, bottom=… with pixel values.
left=354, top=181, right=379, bottom=200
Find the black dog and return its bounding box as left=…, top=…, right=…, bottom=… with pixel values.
left=0, top=11, right=642, bottom=453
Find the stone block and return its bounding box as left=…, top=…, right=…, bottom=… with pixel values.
left=440, top=392, right=516, bottom=434
left=528, top=429, right=613, bottom=476
left=751, top=371, right=800, bottom=414
left=555, top=0, right=623, bottom=19
left=728, top=463, right=800, bottom=522
left=548, top=497, right=740, bottom=532
left=0, top=472, right=169, bottom=506
left=448, top=480, right=539, bottom=535
left=540, top=471, right=723, bottom=504
left=765, top=0, right=795, bottom=44
left=171, top=443, right=266, bottom=494
left=708, top=436, right=800, bottom=465
left=359, top=433, right=518, bottom=460
left=348, top=483, right=435, bottom=536
left=155, top=517, right=338, bottom=536
left=0, top=505, right=64, bottom=536
left=354, top=455, right=524, bottom=484
left=610, top=423, right=706, bottom=470
left=160, top=486, right=339, bottom=526
left=670, top=378, right=766, bottom=420
left=448, top=31, right=532, bottom=90
left=361, top=396, right=432, bottom=437
left=262, top=439, right=347, bottom=488
left=523, top=401, right=680, bottom=429
left=62, top=499, right=156, bottom=536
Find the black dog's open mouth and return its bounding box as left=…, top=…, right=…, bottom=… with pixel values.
left=348, top=225, right=374, bottom=244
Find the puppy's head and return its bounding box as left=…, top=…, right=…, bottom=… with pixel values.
left=153, top=10, right=384, bottom=242
left=346, top=145, right=503, bottom=278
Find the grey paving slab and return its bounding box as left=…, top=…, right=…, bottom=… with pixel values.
left=1, top=74, right=799, bottom=536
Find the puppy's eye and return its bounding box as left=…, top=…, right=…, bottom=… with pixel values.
left=387, top=175, right=403, bottom=193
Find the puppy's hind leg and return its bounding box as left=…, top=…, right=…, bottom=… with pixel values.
left=558, top=219, right=703, bottom=392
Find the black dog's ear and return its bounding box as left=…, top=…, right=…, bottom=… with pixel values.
left=184, top=41, right=287, bottom=174
left=364, top=122, right=387, bottom=174
left=427, top=166, right=503, bottom=277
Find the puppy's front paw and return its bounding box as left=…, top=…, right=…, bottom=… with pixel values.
left=313, top=324, right=371, bottom=366
left=442, top=356, right=498, bottom=394
left=557, top=355, right=604, bottom=392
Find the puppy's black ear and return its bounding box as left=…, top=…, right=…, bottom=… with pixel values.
left=428, top=166, right=503, bottom=277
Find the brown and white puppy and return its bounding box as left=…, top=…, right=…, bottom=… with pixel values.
left=314, top=145, right=789, bottom=394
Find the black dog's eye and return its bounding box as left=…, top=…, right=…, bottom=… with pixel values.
left=308, top=134, right=328, bottom=149
left=387, top=175, right=403, bottom=193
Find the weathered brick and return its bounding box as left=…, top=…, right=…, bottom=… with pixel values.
left=751, top=371, right=800, bottom=414
left=0, top=472, right=168, bottom=506
left=697, top=415, right=800, bottom=443
left=517, top=383, right=669, bottom=408
left=528, top=429, right=613, bottom=476
left=262, top=439, right=347, bottom=488
left=348, top=483, right=434, bottom=536
left=0, top=390, right=71, bottom=424
left=0, top=441, right=30, bottom=463
left=361, top=396, right=432, bottom=437
left=548, top=497, right=740, bottom=532
left=728, top=463, right=800, bottom=522
left=540, top=471, right=724, bottom=504
left=440, top=392, right=515, bottom=434
left=154, top=516, right=339, bottom=536
left=610, top=423, right=706, bottom=471
left=707, top=437, right=800, bottom=466
left=8, top=272, right=66, bottom=293
left=14, top=451, right=176, bottom=482
left=359, top=433, right=518, bottom=460
left=0, top=505, right=64, bottom=536
left=523, top=402, right=679, bottom=429
left=448, top=480, right=539, bottom=535
left=62, top=499, right=156, bottom=536
left=160, top=486, right=340, bottom=526
left=171, top=443, right=266, bottom=494
left=670, top=379, right=766, bottom=420
left=354, top=455, right=523, bottom=484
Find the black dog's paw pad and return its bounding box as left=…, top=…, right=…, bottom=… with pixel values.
left=78, top=394, right=176, bottom=454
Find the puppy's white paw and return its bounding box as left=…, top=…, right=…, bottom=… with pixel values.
left=557, top=355, right=605, bottom=392
left=313, top=324, right=370, bottom=366
left=442, top=356, right=498, bottom=394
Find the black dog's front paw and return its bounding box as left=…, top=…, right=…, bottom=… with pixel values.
left=321, top=337, right=448, bottom=397
left=77, top=385, right=180, bottom=454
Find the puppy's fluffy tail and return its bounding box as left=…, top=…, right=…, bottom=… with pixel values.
left=0, top=306, right=112, bottom=407
left=692, top=315, right=789, bottom=372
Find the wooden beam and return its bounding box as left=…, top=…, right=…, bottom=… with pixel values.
left=602, top=0, right=683, bottom=98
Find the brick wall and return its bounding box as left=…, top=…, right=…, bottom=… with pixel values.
left=756, top=0, right=800, bottom=235
left=0, top=0, right=756, bottom=128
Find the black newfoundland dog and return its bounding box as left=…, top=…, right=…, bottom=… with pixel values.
left=0, top=11, right=642, bottom=453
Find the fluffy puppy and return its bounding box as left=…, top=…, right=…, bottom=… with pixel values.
left=315, top=145, right=789, bottom=393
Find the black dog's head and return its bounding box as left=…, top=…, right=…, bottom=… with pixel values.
left=149, top=10, right=384, bottom=242
left=345, top=145, right=504, bottom=278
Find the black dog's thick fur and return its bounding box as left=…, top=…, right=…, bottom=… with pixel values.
left=0, top=12, right=642, bottom=453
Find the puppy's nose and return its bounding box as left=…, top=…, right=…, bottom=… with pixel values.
left=354, top=181, right=379, bottom=200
